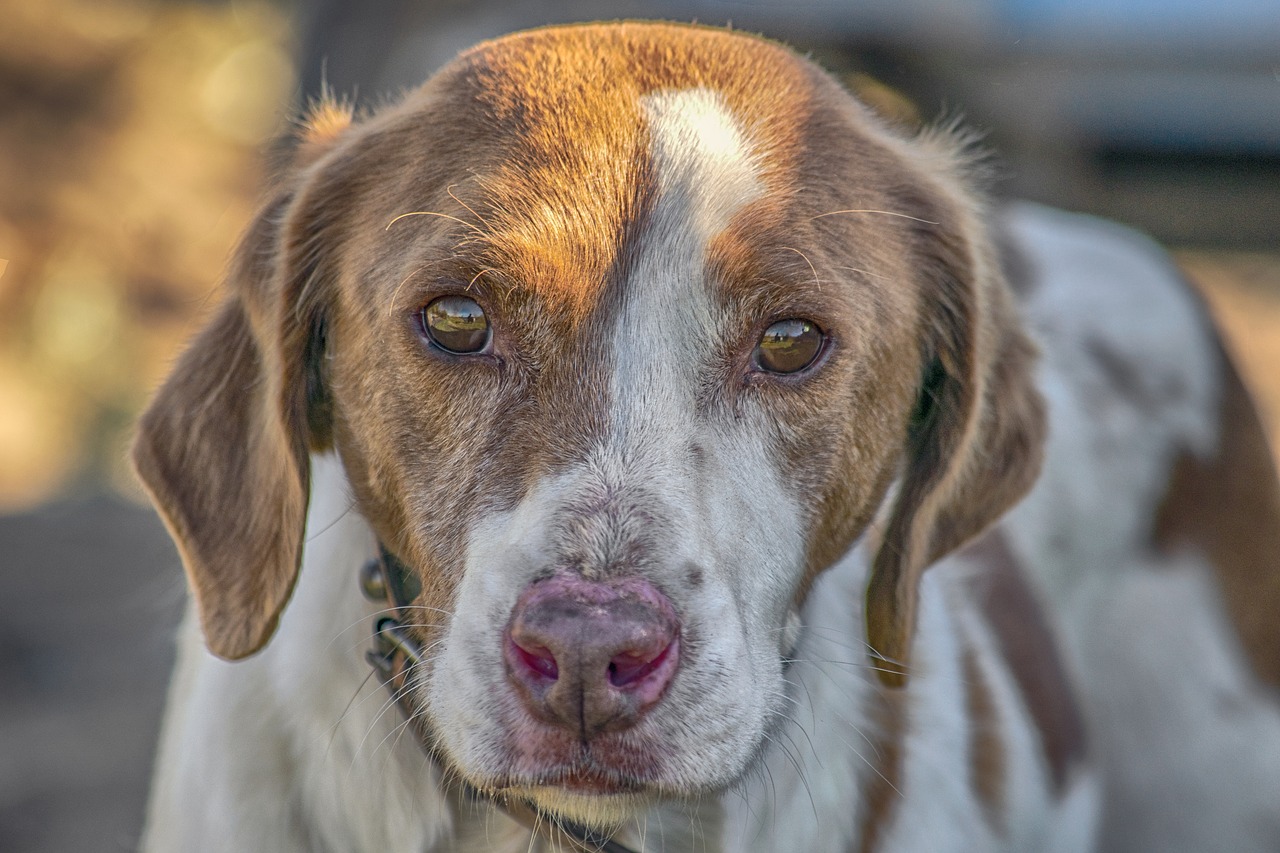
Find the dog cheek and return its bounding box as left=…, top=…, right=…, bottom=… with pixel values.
left=788, top=357, right=921, bottom=605
left=325, top=374, right=494, bottom=643
left=693, top=426, right=810, bottom=664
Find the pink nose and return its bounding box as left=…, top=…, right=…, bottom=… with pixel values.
left=504, top=574, right=680, bottom=738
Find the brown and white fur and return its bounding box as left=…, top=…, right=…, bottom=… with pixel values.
left=133, top=22, right=1280, bottom=853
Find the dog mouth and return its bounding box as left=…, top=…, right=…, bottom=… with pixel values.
left=491, top=714, right=670, bottom=795
left=556, top=767, right=645, bottom=795
left=366, top=552, right=774, bottom=818
left=407, top=700, right=663, bottom=809
left=395, top=665, right=671, bottom=803
left=506, top=760, right=650, bottom=796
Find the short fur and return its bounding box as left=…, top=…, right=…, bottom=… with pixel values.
left=134, top=22, right=1280, bottom=853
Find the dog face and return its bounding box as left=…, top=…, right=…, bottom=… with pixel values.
left=133, top=23, right=1043, bottom=826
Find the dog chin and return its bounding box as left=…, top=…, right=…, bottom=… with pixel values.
left=518, top=786, right=654, bottom=830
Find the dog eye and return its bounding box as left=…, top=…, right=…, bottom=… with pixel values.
left=754, top=319, right=824, bottom=375
left=421, top=296, right=490, bottom=354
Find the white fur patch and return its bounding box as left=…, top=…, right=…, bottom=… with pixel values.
left=640, top=87, right=764, bottom=237
left=998, top=203, right=1279, bottom=853
left=1076, top=556, right=1280, bottom=853
left=1000, top=202, right=1220, bottom=606
left=143, top=455, right=455, bottom=852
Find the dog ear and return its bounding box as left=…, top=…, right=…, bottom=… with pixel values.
left=865, top=168, right=1046, bottom=688
left=132, top=104, right=351, bottom=660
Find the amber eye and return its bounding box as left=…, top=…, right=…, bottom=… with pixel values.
left=421, top=296, right=490, bottom=354
left=754, top=319, right=824, bottom=375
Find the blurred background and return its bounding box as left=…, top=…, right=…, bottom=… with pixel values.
left=1, top=0, right=1277, bottom=849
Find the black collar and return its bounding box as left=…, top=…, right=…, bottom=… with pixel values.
left=360, top=547, right=639, bottom=853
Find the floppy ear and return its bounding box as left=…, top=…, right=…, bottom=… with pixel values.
left=865, top=175, right=1046, bottom=688
left=132, top=108, right=349, bottom=660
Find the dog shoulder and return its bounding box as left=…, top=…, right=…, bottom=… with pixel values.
left=748, top=540, right=1097, bottom=853
left=1000, top=201, right=1280, bottom=694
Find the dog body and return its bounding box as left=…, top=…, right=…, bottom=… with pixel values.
left=136, top=23, right=1280, bottom=853
left=998, top=206, right=1280, bottom=852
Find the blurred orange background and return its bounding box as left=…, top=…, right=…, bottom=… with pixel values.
left=0, top=0, right=294, bottom=509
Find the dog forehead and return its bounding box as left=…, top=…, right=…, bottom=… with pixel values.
left=406, top=24, right=817, bottom=315
left=457, top=22, right=812, bottom=131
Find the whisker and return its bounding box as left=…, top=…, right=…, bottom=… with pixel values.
left=340, top=640, right=444, bottom=744
left=394, top=603, right=458, bottom=617
left=468, top=267, right=499, bottom=290
left=388, top=266, right=424, bottom=317
left=446, top=184, right=492, bottom=230
left=777, top=686, right=820, bottom=760
left=810, top=208, right=939, bottom=226
left=835, top=264, right=890, bottom=281
left=785, top=656, right=910, bottom=678
left=780, top=246, right=822, bottom=291
left=303, top=496, right=359, bottom=543
left=323, top=609, right=445, bottom=660
left=322, top=663, right=384, bottom=761
left=385, top=209, right=483, bottom=233
left=775, top=726, right=820, bottom=822
left=362, top=672, right=429, bottom=764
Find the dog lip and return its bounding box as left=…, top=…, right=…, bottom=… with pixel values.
left=502, top=714, right=668, bottom=787
left=511, top=761, right=650, bottom=796
left=554, top=765, right=646, bottom=794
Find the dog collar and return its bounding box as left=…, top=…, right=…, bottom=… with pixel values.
left=360, top=547, right=639, bottom=853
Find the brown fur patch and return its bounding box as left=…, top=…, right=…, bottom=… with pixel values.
left=1152, top=340, right=1280, bottom=688
left=857, top=688, right=908, bottom=853
left=299, top=97, right=354, bottom=156
left=966, top=531, right=1087, bottom=792
left=962, top=641, right=1007, bottom=834
left=448, top=23, right=814, bottom=323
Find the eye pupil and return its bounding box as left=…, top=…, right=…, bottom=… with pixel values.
left=755, top=319, right=823, bottom=375
left=422, top=296, right=489, bottom=354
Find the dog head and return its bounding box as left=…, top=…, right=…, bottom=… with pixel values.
left=133, top=22, right=1043, bottom=825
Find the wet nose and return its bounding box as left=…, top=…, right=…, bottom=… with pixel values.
left=504, top=573, right=680, bottom=738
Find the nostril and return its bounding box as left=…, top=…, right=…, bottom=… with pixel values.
left=608, top=637, right=677, bottom=688
left=505, top=574, right=682, bottom=733
left=510, top=638, right=559, bottom=681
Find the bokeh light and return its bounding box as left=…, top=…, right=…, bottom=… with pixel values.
left=0, top=0, right=292, bottom=509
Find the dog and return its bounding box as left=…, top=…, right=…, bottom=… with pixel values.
left=132, top=22, right=1280, bottom=852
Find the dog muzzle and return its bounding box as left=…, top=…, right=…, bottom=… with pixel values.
left=360, top=546, right=640, bottom=853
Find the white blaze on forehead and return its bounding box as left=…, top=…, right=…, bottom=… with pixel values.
left=604, top=86, right=802, bottom=620
left=607, top=86, right=773, bottom=474
left=640, top=87, right=765, bottom=236
left=610, top=87, right=765, bottom=420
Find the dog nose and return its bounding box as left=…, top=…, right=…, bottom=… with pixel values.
left=504, top=574, right=680, bottom=738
